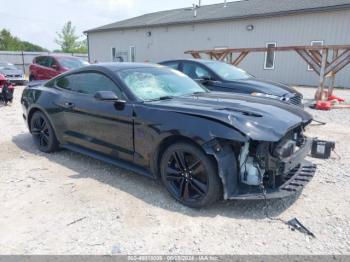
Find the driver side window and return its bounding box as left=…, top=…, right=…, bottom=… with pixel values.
left=182, top=63, right=212, bottom=80
left=56, top=72, right=124, bottom=98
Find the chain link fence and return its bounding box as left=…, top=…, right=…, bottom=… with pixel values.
left=0, top=51, right=88, bottom=77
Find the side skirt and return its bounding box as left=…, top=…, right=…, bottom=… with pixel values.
left=61, top=143, right=154, bottom=179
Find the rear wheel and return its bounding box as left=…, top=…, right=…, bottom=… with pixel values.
left=30, top=111, right=59, bottom=153
left=160, top=142, right=222, bottom=208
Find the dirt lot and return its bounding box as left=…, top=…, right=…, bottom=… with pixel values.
left=0, top=86, right=349, bottom=255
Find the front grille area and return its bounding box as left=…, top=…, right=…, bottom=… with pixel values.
left=289, top=94, right=303, bottom=106
left=281, top=163, right=316, bottom=192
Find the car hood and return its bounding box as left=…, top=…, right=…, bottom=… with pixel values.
left=0, top=69, right=23, bottom=75
left=232, top=78, right=300, bottom=97
left=147, top=92, right=312, bottom=142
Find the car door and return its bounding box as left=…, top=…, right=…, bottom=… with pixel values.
left=54, top=71, right=134, bottom=162
left=33, top=56, right=45, bottom=80
left=179, top=62, right=224, bottom=91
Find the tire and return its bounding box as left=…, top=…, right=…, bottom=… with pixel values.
left=160, top=142, right=223, bottom=208
left=30, top=111, right=59, bottom=153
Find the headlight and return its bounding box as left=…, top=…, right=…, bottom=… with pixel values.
left=251, top=92, right=281, bottom=100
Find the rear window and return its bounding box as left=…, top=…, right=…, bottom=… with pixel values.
left=35, top=57, right=46, bottom=66
left=162, top=61, right=180, bottom=70
left=45, top=79, right=55, bottom=88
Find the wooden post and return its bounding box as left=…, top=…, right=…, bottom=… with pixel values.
left=317, top=48, right=328, bottom=101
left=328, top=49, right=338, bottom=97
left=21, top=51, right=26, bottom=75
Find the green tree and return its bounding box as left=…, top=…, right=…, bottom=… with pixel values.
left=72, top=38, right=88, bottom=54
left=0, top=29, right=46, bottom=51
left=55, top=21, right=87, bottom=53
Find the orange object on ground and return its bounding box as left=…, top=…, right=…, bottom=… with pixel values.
left=315, top=101, right=332, bottom=111
left=328, top=95, right=346, bottom=102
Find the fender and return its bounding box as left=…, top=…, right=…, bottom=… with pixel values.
left=133, top=105, right=248, bottom=179
left=26, top=105, right=62, bottom=144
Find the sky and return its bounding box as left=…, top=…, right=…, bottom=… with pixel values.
left=0, top=0, right=231, bottom=50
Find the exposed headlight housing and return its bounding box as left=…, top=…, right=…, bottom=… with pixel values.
left=251, top=92, right=281, bottom=100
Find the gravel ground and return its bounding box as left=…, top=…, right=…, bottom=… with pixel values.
left=0, top=86, right=349, bottom=255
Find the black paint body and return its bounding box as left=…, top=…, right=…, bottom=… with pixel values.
left=21, top=63, right=315, bottom=200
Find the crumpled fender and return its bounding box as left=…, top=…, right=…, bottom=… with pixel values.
left=203, top=141, right=239, bottom=200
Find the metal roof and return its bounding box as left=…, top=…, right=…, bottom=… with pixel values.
left=85, top=0, right=350, bottom=33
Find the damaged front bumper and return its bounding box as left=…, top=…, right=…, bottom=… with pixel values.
left=204, top=132, right=317, bottom=201
left=227, top=160, right=316, bottom=200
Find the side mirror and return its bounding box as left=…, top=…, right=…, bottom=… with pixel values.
left=52, top=64, right=59, bottom=70
left=94, top=91, right=126, bottom=110
left=196, top=76, right=212, bottom=84
left=94, top=91, right=120, bottom=101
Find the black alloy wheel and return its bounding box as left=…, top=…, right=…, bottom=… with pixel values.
left=160, top=143, right=222, bottom=208
left=30, top=111, right=59, bottom=153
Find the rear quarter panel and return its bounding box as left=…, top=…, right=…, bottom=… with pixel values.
left=22, top=86, right=66, bottom=142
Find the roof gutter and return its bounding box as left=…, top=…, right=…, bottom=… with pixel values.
left=84, top=4, right=350, bottom=34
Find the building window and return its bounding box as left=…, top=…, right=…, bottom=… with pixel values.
left=129, top=46, right=136, bottom=62
left=264, top=42, right=276, bottom=70
left=112, top=47, right=117, bottom=62
left=308, top=40, right=324, bottom=71
left=112, top=47, right=127, bottom=62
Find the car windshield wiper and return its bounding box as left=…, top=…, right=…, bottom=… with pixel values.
left=192, top=91, right=207, bottom=95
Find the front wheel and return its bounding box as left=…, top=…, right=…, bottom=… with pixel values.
left=160, top=142, right=223, bottom=208
left=30, top=111, right=59, bottom=153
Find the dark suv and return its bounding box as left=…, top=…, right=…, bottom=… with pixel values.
left=29, top=55, right=89, bottom=81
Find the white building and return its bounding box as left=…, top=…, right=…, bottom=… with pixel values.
left=85, top=0, right=350, bottom=87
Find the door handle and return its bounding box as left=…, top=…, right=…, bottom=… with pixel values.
left=60, top=102, right=75, bottom=109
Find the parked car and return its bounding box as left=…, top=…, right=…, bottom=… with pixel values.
left=29, top=55, right=89, bottom=81
left=0, top=62, right=26, bottom=85
left=22, top=63, right=316, bottom=208
left=160, top=59, right=303, bottom=106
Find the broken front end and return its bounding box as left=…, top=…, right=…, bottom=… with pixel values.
left=236, top=126, right=317, bottom=199
left=207, top=125, right=317, bottom=200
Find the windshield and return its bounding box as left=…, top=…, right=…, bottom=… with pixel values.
left=57, top=57, right=89, bottom=69
left=0, top=63, right=17, bottom=70
left=203, top=61, right=252, bottom=81
left=117, top=67, right=207, bottom=101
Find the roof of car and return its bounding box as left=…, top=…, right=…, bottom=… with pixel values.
left=161, top=59, right=220, bottom=64
left=35, top=54, right=84, bottom=59
left=85, top=0, right=350, bottom=33
left=91, top=62, right=166, bottom=71
left=62, top=63, right=166, bottom=74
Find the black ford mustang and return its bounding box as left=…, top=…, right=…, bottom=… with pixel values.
left=160, top=59, right=303, bottom=106
left=21, top=63, right=316, bottom=208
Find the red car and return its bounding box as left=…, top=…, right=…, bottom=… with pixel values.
left=29, top=55, right=89, bottom=81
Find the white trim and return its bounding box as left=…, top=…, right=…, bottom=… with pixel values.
left=264, top=42, right=276, bottom=70
left=129, top=45, right=136, bottom=62
left=308, top=40, right=324, bottom=71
